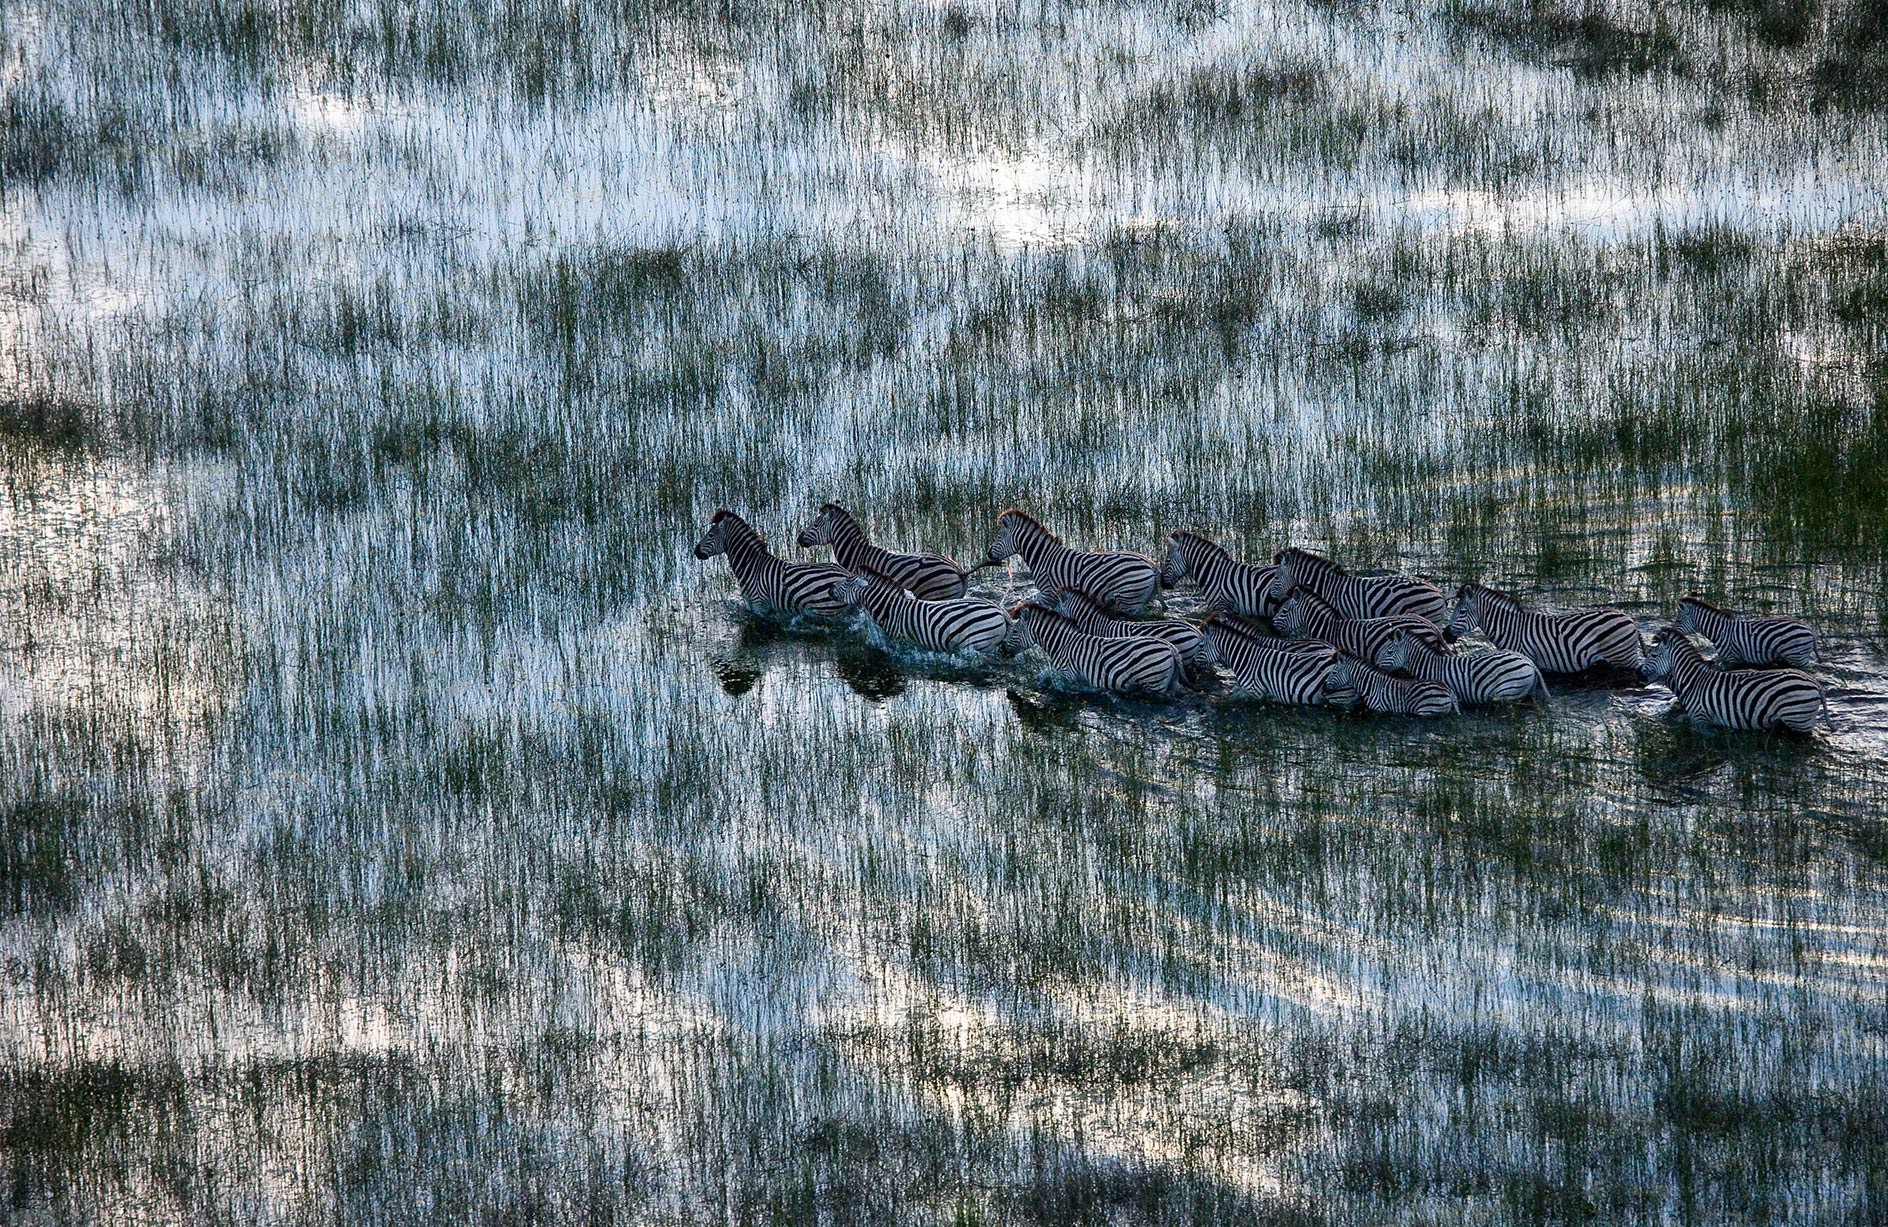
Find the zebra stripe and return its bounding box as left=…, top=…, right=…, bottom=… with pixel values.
left=1326, top=655, right=1459, bottom=717
left=1644, top=628, right=1824, bottom=733
left=1002, top=602, right=1182, bottom=694
left=694, top=509, right=850, bottom=618
left=1053, top=585, right=1211, bottom=673
left=797, top=502, right=969, bottom=600
left=983, top=510, right=1159, bottom=614
left=1268, top=547, right=1448, bottom=624
left=1373, top=629, right=1545, bottom=705
left=1271, top=587, right=1447, bottom=660
left=1157, top=531, right=1280, bottom=617
left=1445, top=583, right=1644, bottom=673
left=833, top=567, right=1010, bottom=655
left=1675, top=597, right=1817, bottom=668
left=1201, top=615, right=1349, bottom=706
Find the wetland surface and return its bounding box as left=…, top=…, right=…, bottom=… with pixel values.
left=3, top=0, right=1888, bottom=1222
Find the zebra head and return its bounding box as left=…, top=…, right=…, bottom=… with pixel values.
left=830, top=570, right=870, bottom=609
left=1443, top=585, right=1480, bottom=643
left=984, top=510, right=1026, bottom=567
left=1262, top=560, right=1293, bottom=608
left=693, top=509, right=738, bottom=559
left=1270, top=591, right=1308, bottom=638
left=1321, top=655, right=1359, bottom=707
left=999, top=597, right=1051, bottom=656
left=1157, top=535, right=1192, bottom=589
left=796, top=504, right=839, bottom=549
left=1374, top=629, right=1414, bottom=674
left=1643, top=627, right=1681, bottom=682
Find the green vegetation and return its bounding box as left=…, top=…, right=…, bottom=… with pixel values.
left=2, top=0, right=1886, bottom=1222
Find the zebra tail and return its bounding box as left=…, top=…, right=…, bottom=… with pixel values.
left=1531, top=672, right=1552, bottom=701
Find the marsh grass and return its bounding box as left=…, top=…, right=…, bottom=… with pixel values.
left=3, top=0, right=1888, bottom=1222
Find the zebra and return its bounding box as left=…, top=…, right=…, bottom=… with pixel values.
left=1373, top=628, right=1546, bottom=705
left=797, top=502, right=969, bottom=600
left=1157, top=531, right=1282, bottom=618
left=1444, top=583, right=1644, bottom=673
left=1271, top=587, right=1447, bottom=661
left=694, top=509, right=850, bottom=619
left=979, top=509, right=1159, bottom=614
left=1325, top=655, right=1459, bottom=717
left=831, top=567, right=1011, bottom=655
left=1200, top=614, right=1351, bottom=706
left=1051, top=585, right=1212, bottom=674
left=1674, top=596, right=1817, bottom=668
left=1199, top=611, right=1339, bottom=653
left=1001, top=600, right=1182, bottom=694
left=1643, top=627, right=1824, bottom=733
left=1267, top=547, right=1448, bottom=625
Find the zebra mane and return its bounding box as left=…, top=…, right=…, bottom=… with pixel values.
left=854, top=563, right=908, bottom=591
left=1678, top=595, right=1721, bottom=614
left=818, top=501, right=857, bottom=521
left=1059, top=583, right=1109, bottom=611
left=1168, top=530, right=1229, bottom=557
left=1280, top=584, right=1335, bottom=613
left=1465, top=582, right=1520, bottom=608
left=1277, top=545, right=1338, bottom=569
left=998, top=507, right=1056, bottom=537
left=1204, top=612, right=1276, bottom=643
left=711, top=508, right=757, bottom=535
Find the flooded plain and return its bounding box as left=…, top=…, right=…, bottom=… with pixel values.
left=3, top=0, right=1888, bottom=1222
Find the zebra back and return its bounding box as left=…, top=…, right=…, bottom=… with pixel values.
left=1374, top=629, right=1545, bottom=705
left=696, top=509, right=851, bottom=618
left=1452, top=583, right=1644, bottom=673
left=1012, top=604, right=1181, bottom=694
left=1646, top=628, right=1824, bottom=733
left=1273, top=547, right=1447, bottom=623
left=1676, top=597, right=1816, bottom=668
left=1274, top=587, right=1445, bottom=660
left=1055, top=585, right=1210, bottom=669
left=1203, top=615, right=1344, bottom=705
left=1328, top=654, right=1458, bottom=717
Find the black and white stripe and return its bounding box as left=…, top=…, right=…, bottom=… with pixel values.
left=1271, top=587, right=1447, bottom=660
left=1373, top=629, right=1545, bottom=705
left=1157, top=531, right=1281, bottom=617
left=1002, top=601, right=1182, bottom=694
left=1644, top=628, right=1824, bottom=733
left=694, top=509, right=850, bottom=618
left=1326, top=655, right=1459, bottom=717
left=1052, top=585, right=1211, bottom=673
left=1445, top=584, right=1644, bottom=673
left=1675, top=596, right=1817, bottom=668
left=832, top=567, right=1010, bottom=655
left=982, top=510, right=1160, bottom=614
left=1268, top=547, right=1448, bottom=624
left=798, top=502, right=969, bottom=600
left=1201, top=615, right=1350, bottom=706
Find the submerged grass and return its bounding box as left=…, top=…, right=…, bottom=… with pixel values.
left=2, top=0, right=1887, bottom=1222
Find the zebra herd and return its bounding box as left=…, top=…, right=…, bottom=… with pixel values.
left=693, top=504, right=1830, bottom=734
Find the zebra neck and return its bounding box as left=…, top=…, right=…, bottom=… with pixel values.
left=831, top=516, right=876, bottom=565
left=1029, top=615, right=1072, bottom=653
left=1668, top=647, right=1710, bottom=690
left=865, top=580, right=909, bottom=617
left=1014, top=524, right=1070, bottom=568
left=722, top=531, right=776, bottom=581
left=1689, top=605, right=1729, bottom=636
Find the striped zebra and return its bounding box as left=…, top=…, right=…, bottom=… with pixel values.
left=1326, top=655, right=1459, bottom=717
left=1272, top=587, right=1447, bottom=660
left=980, top=510, right=1159, bottom=614
left=1157, top=531, right=1282, bottom=617
left=797, top=502, right=969, bottom=600
left=694, top=509, right=850, bottom=619
left=1001, top=600, right=1182, bottom=694
left=1051, top=585, right=1212, bottom=674
left=1373, top=629, right=1546, bottom=705
left=1444, top=583, right=1644, bottom=673
left=1674, top=596, right=1817, bottom=668
left=832, top=567, right=1010, bottom=655
left=1643, top=627, right=1824, bottom=733
left=1267, top=547, right=1448, bottom=624
left=1201, top=614, right=1351, bottom=706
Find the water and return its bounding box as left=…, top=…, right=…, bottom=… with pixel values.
left=3, top=0, right=1888, bottom=1222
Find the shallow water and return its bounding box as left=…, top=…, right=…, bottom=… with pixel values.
left=4, top=0, right=1888, bottom=1222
